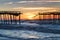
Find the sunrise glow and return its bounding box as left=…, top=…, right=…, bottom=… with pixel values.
left=0, top=7, right=59, bottom=20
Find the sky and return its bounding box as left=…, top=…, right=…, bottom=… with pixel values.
left=0, top=0, right=60, bottom=10
left=0, top=0, right=60, bottom=20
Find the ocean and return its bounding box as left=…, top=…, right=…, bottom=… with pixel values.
left=0, top=20, right=60, bottom=40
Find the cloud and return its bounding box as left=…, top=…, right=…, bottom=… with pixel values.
left=5, top=0, right=60, bottom=5
left=7, top=2, right=13, bottom=4
left=17, top=1, right=43, bottom=3
left=4, top=1, right=46, bottom=6
left=47, top=1, right=60, bottom=2
left=16, top=0, right=60, bottom=3
left=5, top=2, right=13, bottom=5
left=4, top=0, right=60, bottom=8
left=5, top=1, right=60, bottom=5
left=17, top=1, right=29, bottom=3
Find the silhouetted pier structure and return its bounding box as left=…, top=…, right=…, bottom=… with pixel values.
left=0, top=11, right=60, bottom=24
left=0, top=11, right=21, bottom=24
left=33, top=12, right=60, bottom=24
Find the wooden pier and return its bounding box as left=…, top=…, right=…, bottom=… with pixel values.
left=33, top=12, right=60, bottom=24
left=0, top=11, right=60, bottom=24
left=0, top=11, right=21, bottom=24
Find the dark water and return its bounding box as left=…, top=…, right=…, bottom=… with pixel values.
left=0, top=20, right=60, bottom=40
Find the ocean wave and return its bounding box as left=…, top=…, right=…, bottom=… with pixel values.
left=20, top=22, right=40, bottom=27
left=0, top=29, right=60, bottom=39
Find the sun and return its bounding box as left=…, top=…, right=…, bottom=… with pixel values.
left=26, top=13, right=35, bottom=20
left=28, top=16, right=34, bottom=19
left=20, top=13, right=38, bottom=20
